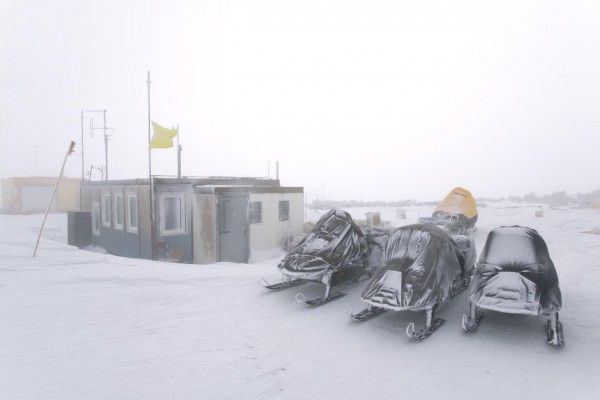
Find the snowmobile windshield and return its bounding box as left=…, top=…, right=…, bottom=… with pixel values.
left=469, top=226, right=562, bottom=315
left=278, top=209, right=368, bottom=274
left=361, top=224, right=464, bottom=310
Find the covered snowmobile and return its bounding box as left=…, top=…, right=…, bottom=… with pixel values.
left=462, top=226, right=564, bottom=347
left=350, top=223, right=476, bottom=340
left=430, top=187, right=478, bottom=235
left=260, top=209, right=371, bottom=306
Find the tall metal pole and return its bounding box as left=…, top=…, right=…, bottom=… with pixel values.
left=103, top=109, right=108, bottom=180
left=80, top=110, right=85, bottom=180
left=176, top=124, right=181, bottom=178
left=33, top=141, right=76, bottom=257
left=147, top=71, right=157, bottom=260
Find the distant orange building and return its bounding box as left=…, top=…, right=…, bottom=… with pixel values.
left=0, top=177, right=80, bottom=214
left=592, top=199, right=600, bottom=210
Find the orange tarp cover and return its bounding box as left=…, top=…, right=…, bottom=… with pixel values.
left=434, top=187, right=478, bottom=219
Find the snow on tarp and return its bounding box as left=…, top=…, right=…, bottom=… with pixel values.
left=278, top=209, right=369, bottom=274
left=433, top=187, right=478, bottom=232
left=362, top=224, right=471, bottom=311
left=468, top=226, right=562, bottom=315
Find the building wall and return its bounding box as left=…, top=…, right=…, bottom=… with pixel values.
left=192, top=193, right=218, bottom=264
left=84, top=183, right=151, bottom=259
left=248, top=192, right=304, bottom=253
left=80, top=185, right=91, bottom=211
left=0, top=177, right=80, bottom=213
left=78, top=179, right=304, bottom=265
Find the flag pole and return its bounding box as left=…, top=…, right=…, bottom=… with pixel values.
left=147, top=71, right=157, bottom=260
left=33, top=141, right=76, bottom=257
left=80, top=110, right=85, bottom=180
left=176, top=124, right=182, bottom=178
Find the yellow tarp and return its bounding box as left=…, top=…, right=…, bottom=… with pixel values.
left=434, top=187, right=478, bottom=219
left=150, top=121, right=178, bottom=149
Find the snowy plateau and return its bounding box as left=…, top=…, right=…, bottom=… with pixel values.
left=1, top=205, right=600, bottom=400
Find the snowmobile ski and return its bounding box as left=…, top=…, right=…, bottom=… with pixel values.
left=258, top=278, right=305, bottom=291
left=461, top=313, right=484, bottom=332
left=461, top=302, right=484, bottom=332
left=406, top=318, right=445, bottom=340
left=546, top=313, right=564, bottom=347
left=348, top=305, right=387, bottom=321
left=295, top=291, right=346, bottom=307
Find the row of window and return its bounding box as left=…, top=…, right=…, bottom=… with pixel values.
left=92, top=193, right=139, bottom=235
left=91, top=195, right=291, bottom=236
left=248, top=200, right=289, bottom=224
left=92, top=192, right=186, bottom=237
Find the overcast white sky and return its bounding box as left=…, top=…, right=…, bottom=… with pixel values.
left=1, top=0, right=599, bottom=201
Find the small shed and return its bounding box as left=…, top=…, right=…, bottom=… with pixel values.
left=80, top=177, right=304, bottom=264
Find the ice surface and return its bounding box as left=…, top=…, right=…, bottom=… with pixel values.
left=1, top=206, right=600, bottom=399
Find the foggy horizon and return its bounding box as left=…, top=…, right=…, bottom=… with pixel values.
left=2, top=1, right=599, bottom=202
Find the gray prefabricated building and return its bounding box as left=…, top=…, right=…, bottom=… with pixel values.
left=80, top=177, right=304, bottom=264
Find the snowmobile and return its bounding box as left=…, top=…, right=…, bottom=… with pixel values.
left=421, top=187, right=478, bottom=235
left=260, top=209, right=372, bottom=306
left=462, top=226, right=564, bottom=347
left=349, top=223, right=476, bottom=340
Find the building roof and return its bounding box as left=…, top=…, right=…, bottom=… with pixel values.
left=81, top=176, right=282, bottom=187
left=1, top=177, right=82, bottom=186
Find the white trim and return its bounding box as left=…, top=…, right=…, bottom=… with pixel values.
left=101, top=193, right=111, bottom=227
left=113, top=193, right=124, bottom=230
left=92, top=201, right=100, bottom=236
left=126, top=193, right=138, bottom=233
left=159, top=192, right=186, bottom=236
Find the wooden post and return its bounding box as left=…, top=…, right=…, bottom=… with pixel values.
left=33, top=141, right=76, bottom=257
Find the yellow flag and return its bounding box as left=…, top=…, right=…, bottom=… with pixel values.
left=150, top=121, right=178, bottom=148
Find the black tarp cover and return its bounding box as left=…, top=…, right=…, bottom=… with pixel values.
left=468, top=226, right=562, bottom=315
left=278, top=209, right=369, bottom=275
left=361, top=224, right=467, bottom=311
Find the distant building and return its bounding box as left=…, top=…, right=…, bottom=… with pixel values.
left=80, top=177, right=304, bottom=264
left=1, top=177, right=80, bottom=214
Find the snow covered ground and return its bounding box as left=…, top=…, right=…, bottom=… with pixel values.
left=1, top=206, right=600, bottom=400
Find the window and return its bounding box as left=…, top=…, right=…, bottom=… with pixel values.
left=160, top=193, right=185, bottom=235
left=249, top=202, right=262, bottom=224
left=279, top=200, right=289, bottom=221
left=114, top=194, right=124, bottom=230
left=101, top=194, right=111, bottom=227
left=92, top=202, right=100, bottom=235
left=126, top=194, right=138, bottom=233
